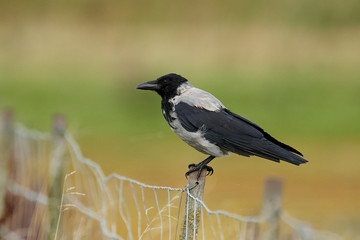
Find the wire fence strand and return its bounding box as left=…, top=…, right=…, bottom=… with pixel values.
left=0, top=121, right=344, bottom=240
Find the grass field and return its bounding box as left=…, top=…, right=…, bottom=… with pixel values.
left=2, top=66, right=360, bottom=137
left=1, top=2, right=360, bottom=237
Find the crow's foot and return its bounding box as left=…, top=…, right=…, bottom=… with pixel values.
left=185, top=163, right=214, bottom=180
left=185, top=156, right=216, bottom=180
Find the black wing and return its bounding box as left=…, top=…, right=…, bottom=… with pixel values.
left=175, top=102, right=308, bottom=165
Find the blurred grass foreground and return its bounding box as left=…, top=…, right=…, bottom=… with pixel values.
left=1, top=0, right=360, bottom=239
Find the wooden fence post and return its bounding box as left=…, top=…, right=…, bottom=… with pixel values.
left=261, top=177, right=283, bottom=240
left=179, top=168, right=207, bottom=240
left=48, top=115, right=67, bottom=240
left=0, top=110, right=14, bottom=225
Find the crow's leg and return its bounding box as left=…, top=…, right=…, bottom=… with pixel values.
left=185, top=156, right=216, bottom=180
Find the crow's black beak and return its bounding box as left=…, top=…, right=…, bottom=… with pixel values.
left=136, top=80, right=159, bottom=90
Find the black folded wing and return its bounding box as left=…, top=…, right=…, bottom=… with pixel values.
left=175, top=102, right=308, bottom=165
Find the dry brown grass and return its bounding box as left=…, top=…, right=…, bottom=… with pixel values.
left=1, top=20, right=360, bottom=82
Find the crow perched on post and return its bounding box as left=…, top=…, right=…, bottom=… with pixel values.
left=137, top=73, right=308, bottom=179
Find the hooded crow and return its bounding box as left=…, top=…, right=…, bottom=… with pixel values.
left=136, top=73, right=308, bottom=179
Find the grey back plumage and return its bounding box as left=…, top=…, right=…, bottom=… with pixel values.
left=171, top=84, right=224, bottom=112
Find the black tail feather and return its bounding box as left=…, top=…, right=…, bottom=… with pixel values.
left=251, top=139, right=308, bottom=165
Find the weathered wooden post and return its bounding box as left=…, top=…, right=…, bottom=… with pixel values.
left=0, top=110, right=14, bottom=225
left=261, top=177, right=283, bottom=240
left=48, top=115, right=67, bottom=240
left=179, top=168, right=207, bottom=240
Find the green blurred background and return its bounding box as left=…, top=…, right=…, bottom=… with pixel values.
left=1, top=0, right=360, bottom=238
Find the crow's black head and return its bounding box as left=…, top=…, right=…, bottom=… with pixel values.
left=136, top=73, right=188, bottom=99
